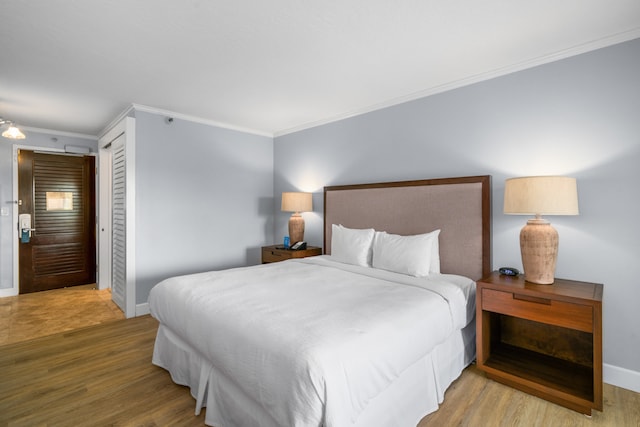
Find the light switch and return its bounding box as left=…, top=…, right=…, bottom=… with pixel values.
left=0, top=208, right=8, bottom=216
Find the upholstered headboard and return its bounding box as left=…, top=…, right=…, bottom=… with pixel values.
left=324, top=176, right=491, bottom=281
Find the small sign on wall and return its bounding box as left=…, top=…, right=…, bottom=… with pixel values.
left=46, top=192, right=74, bottom=211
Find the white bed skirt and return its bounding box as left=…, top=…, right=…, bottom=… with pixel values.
left=152, top=318, right=476, bottom=427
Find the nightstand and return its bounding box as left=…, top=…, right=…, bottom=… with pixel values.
left=476, top=271, right=603, bottom=415
left=261, top=245, right=322, bottom=264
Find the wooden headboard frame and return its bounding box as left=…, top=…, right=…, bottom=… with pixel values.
left=324, top=175, right=491, bottom=281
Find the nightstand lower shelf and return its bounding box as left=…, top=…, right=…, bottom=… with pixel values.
left=485, top=343, right=594, bottom=404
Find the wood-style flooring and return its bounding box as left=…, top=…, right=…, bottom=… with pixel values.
left=0, top=315, right=205, bottom=426
left=1, top=289, right=639, bottom=426
left=0, top=284, right=124, bottom=346
left=418, top=366, right=640, bottom=427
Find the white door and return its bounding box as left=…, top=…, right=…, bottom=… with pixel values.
left=98, top=143, right=112, bottom=290
left=111, top=134, right=127, bottom=312
left=98, top=116, right=136, bottom=318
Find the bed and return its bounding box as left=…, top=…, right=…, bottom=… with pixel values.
left=149, top=175, right=491, bottom=427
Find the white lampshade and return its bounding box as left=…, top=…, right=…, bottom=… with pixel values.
left=504, top=176, right=579, bottom=216
left=281, top=192, right=312, bottom=213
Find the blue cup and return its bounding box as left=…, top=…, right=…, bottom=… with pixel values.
left=284, top=236, right=290, bottom=248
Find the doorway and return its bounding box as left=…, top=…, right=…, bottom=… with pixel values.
left=17, top=150, right=96, bottom=294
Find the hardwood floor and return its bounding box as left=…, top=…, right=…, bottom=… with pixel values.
left=0, top=284, right=124, bottom=346
left=1, top=298, right=638, bottom=426
left=418, top=366, right=640, bottom=427
left=0, top=315, right=205, bottom=427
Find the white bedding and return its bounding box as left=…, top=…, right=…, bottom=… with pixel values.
left=149, top=256, right=476, bottom=427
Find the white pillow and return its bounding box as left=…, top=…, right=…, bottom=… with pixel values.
left=372, top=230, right=440, bottom=277
left=331, top=224, right=375, bottom=267
left=429, top=229, right=441, bottom=274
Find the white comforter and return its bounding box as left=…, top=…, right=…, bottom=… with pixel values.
left=149, top=256, right=475, bottom=427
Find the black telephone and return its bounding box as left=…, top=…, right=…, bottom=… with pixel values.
left=290, top=241, right=307, bottom=250
left=499, top=267, right=520, bottom=276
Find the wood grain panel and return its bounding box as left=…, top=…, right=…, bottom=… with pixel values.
left=482, top=288, right=593, bottom=332
left=476, top=272, right=603, bottom=414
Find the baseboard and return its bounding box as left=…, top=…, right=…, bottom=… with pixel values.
left=604, top=363, right=640, bottom=393
left=136, top=302, right=150, bottom=317
left=0, top=288, right=18, bottom=297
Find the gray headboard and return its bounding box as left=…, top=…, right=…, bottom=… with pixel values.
left=324, top=176, right=491, bottom=281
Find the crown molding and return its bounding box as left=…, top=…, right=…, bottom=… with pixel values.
left=130, top=104, right=273, bottom=138
left=274, top=29, right=640, bottom=137
left=19, top=126, right=98, bottom=141
left=98, top=104, right=135, bottom=139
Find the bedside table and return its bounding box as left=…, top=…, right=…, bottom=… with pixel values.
left=476, top=271, right=603, bottom=415
left=261, top=245, right=322, bottom=264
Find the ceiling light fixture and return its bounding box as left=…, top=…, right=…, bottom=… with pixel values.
left=0, top=117, right=26, bottom=139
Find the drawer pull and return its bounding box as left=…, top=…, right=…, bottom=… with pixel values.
left=513, top=293, right=551, bottom=305
left=271, top=251, right=282, bottom=256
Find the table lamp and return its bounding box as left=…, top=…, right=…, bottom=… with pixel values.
left=504, top=176, right=579, bottom=284
left=281, top=192, right=312, bottom=244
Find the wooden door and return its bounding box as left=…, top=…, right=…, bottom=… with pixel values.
left=18, top=150, right=96, bottom=294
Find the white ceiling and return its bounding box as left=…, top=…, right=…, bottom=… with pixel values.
left=1, top=1, right=639, bottom=138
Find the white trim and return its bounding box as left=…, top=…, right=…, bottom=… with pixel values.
left=20, top=126, right=98, bottom=141
left=99, top=105, right=135, bottom=140
left=0, top=288, right=18, bottom=297
left=136, top=302, right=150, bottom=317
left=97, top=145, right=113, bottom=291
left=17, top=31, right=640, bottom=143
left=275, top=29, right=640, bottom=137
left=131, top=103, right=273, bottom=138
left=604, top=363, right=640, bottom=393
left=124, top=117, right=137, bottom=318
left=100, top=103, right=273, bottom=139
left=83, top=31, right=640, bottom=141
left=99, top=115, right=127, bottom=149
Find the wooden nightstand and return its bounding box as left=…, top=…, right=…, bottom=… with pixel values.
left=476, top=271, right=603, bottom=415
left=261, top=245, right=322, bottom=264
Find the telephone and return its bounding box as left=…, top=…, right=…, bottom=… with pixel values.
left=290, top=241, right=307, bottom=250
left=499, top=267, right=520, bottom=276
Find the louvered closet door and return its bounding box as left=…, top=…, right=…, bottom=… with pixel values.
left=111, top=136, right=126, bottom=311
left=18, top=151, right=96, bottom=294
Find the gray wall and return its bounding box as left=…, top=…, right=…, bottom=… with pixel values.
left=133, top=110, right=274, bottom=304
left=0, top=130, right=97, bottom=292
left=274, top=39, right=640, bottom=377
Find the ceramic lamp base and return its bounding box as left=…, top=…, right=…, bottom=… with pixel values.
left=520, top=218, right=558, bottom=285
left=288, top=213, right=305, bottom=244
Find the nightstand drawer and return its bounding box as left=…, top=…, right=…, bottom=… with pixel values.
left=262, top=249, right=287, bottom=263
left=261, top=245, right=322, bottom=263
left=482, top=288, right=593, bottom=332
